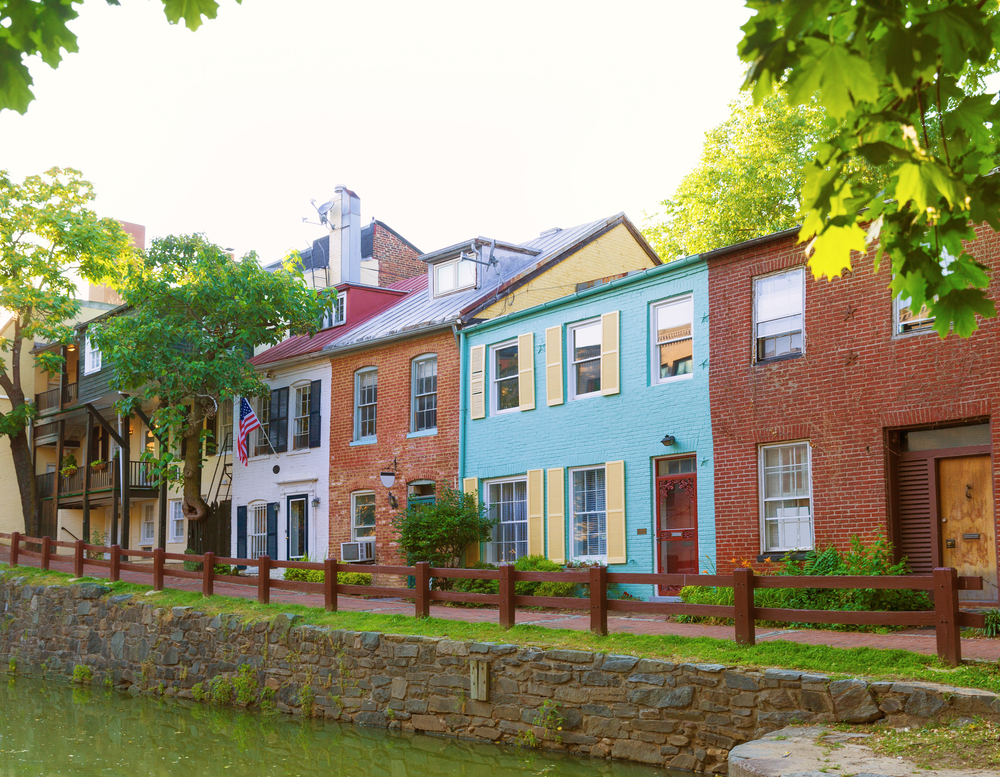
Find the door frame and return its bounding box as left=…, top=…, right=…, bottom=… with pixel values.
left=285, top=493, right=309, bottom=561
left=653, top=455, right=698, bottom=595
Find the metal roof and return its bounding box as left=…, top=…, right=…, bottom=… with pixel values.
left=321, top=213, right=640, bottom=353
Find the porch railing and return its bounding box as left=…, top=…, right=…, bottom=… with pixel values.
left=34, top=382, right=78, bottom=414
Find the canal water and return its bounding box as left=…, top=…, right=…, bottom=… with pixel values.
left=0, top=676, right=686, bottom=776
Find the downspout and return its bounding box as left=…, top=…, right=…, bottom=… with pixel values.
left=455, top=323, right=466, bottom=489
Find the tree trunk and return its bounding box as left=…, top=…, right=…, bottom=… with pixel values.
left=9, top=429, right=39, bottom=536
left=181, top=403, right=209, bottom=522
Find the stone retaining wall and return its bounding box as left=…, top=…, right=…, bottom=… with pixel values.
left=2, top=575, right=998, bottom=775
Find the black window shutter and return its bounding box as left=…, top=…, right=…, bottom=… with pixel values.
left=309, top=379, right=322, bottom=448
left=236, top=505, right=247, bottom=559
left=266, top=502, right=279, bottom=558
left=270, top=388, right=288, bottom=453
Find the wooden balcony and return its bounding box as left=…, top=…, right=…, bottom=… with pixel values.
left=37, top=460, right=158, bottom=501
left=35, top=382, right=78, bottom=415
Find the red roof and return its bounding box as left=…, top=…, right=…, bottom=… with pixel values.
left=251, top=274, right=426, bottom=367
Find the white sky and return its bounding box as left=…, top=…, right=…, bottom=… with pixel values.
left=1, top=0, right=753, bottom=264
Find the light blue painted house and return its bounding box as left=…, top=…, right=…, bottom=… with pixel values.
left=459, top=255, right=713, bottom=600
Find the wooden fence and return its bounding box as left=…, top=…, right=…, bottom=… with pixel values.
left=1, top=531, right=987, bottom=666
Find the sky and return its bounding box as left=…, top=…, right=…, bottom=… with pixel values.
left=1, top=0, right=754, bottom=264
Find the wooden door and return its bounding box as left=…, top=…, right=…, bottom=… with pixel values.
left=938, top=455, right=997, bottom=601
left=655, top=457, right=698, bottom=595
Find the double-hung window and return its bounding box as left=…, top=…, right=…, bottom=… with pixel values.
left=759, top=442, right=813, bottom=553
left=433, top=254, right=477, bottom=296
left=652, top=296, right=693, bottom=382
left=322, top=294, right=346, bottom=329
left=219, top=399, right=233, bottom=454
left=571, top=467, right=607, bottom=561
left=140, top=503, right=155, bottom=545
left=411, top=356, right=437, bottom=432
left=253, top=395, right=272, bottom=457
left=569, top=319, right=601, bottom=399
left=354, top=368, right=377, bottom=441
left=352, top=491, right=376, bottom=541
left=491, top=341, right=519, bottom=412
left=292, top=384, right=311, bottom=450
left=754, top=268, right=804, bottom=361
left=486, top=478, right=528, bottom=563
left=169, top=500, right=185, bottom=543
left=83, top=335, right=102, bottom=375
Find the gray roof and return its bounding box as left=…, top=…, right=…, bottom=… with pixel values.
left=322, top=213, right=650, bottom=353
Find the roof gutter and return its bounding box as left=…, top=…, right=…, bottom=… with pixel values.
left=461, top=252, right=704, bottom=334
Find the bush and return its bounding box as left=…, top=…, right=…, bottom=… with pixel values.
left=453, top=555, right=578, bottom=599
left=283, top=559, right=372, bottom=587
left=978, top=609, right=1000, bottom=638
left=391, top=486, right=495, bottom=570
left=182, top=548, right=234, bottom=576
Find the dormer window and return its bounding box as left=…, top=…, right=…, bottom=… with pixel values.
left=321, top=293, right=346, bottom=329
left=433, top=253, right=477, bottom=296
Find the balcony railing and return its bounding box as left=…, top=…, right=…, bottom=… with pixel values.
left=131, top=460, right=157, bottom=488
left=36, top=459, right=156, bottom=498
left=34, top=382, right=78, bottom=414
left=37, top=472, right=55, bottom=499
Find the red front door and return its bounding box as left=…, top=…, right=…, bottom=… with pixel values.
left=655, top=457, right=698, bottom=595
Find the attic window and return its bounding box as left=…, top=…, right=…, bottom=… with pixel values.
left=433, top=254, right=477, bottom=296
left=321, top=293, right=346, bottom=329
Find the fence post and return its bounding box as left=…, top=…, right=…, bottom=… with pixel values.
left=589, top=564, right=608, bottom=636
left=734, top=567, right=756, bottom=645
left=324, top=558, right=337, bottom=612
left=153, top=547, right=164, bottom=591
left=110, top=545, right=121, bottom=583
left=74, top=539, right=85, bottom=578
left=41, top=536, right=51, bottom=571
left=415, top=562, right=430, bottom=618
left=203, top=551, right=215, bottom=598
left=933, top=567, right=961, bottom=667
left=257, top=556, right=271, bottom=604
left=499, top=562, right=515, bottom=629
left=10, top=531, right=20, bottom=567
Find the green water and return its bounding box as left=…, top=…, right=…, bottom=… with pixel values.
left=0, top=677, right=684, bottom=776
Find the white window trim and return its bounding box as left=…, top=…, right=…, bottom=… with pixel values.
left=758, top=440, right=814, bottom=554
left=291, top=381, right=312, bottom=451
left=251, top=395, right=271, bottom=459
left=83, top=334, right=102, bottom=375
left=752, top=267, right=805, bottom=363
left=568, top=319, right=602, bottom=401
left=484, top=476, right=529, bottom=564
left=351, top=490, right=376, bottom=542
left=169, top=499, right=185, bottom=543
left=650, top=294, right=695, bottom=386
left=489, top=340, right=520, bottom=415
left=569, top=465, right=608, bottom=563
left=354, top=367, right=377, bottom=441
left=431, top=254, right=477, bottom=297
left=323, top=293, right=346, bottom=329
left=287, top=495, right=308, bottom=560
left=219, top=399, right=233, bottom=455
left=248, top=501, right=268, bottom=560
left=140, top=503, right=155, bottom=545
left=411, top=354, right=438, bottom=433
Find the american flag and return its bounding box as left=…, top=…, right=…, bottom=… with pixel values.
left=237, top=397, right=262, bottom=466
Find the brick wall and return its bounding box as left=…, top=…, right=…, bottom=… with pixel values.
left=328, top=329, right=459, bottom=564
left=374, top=224, right=425, bottom=286
left=708, top=225, right=1000, bottom=573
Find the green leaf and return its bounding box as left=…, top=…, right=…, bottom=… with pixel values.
left=804, top=222, right=868, bottom=279
left=930, top=288, right=996, bottom=338
left=161, top=0, right=233, bottom=31
left=790, top=38, right=879, bottom=119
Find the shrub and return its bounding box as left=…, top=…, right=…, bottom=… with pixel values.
left=979, top=609, right=1000, bottom=638
left=391, top=486, right=496, bottom=571
left=183, top=548, right=235, bottom=576
left=86, top=528, right=106, bottom=560
left=283, top=559, right=372, bottom=587
left=453, top=555, right=578, bottom=599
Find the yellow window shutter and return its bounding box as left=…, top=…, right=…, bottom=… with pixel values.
left=463, top=476, right=481, bottom=565
left=517, top=332, right=535, bottom=411
left=545, top=325, right=563, bottom=406
left=527, top=469, right=544, bottom=557
left=605, top=460, right=626, bottom=564
left=546, top=467, right=565, bottom=564
left=470, top=344, right=486, bottom=420
left=601, top=311, right=620, bottom=396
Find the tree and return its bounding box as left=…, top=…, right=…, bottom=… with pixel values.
left=0, top=167, right=129, bottom=534
left=390, top=486, right=495, bottom=569
left=643, top=89, right=828, bottom=259
left=90, top=234, right=330, bottom=523
left=739, top=0, right=1000, bottom=337
left=1, top=0, right=241, bottom=114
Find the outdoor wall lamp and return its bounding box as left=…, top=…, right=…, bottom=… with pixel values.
left=388, top=494, right=399, bottom=509
left=379, top=457, right=398, bottom=489
left=660, top=434, right=676, bottom=447
left=311, top=496, right=320, bottom=508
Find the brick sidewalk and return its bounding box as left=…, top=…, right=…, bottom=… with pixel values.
left=3, top=547, right=998, bottom=661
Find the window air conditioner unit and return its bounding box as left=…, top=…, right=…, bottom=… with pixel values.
left=341, top=540, right=375, bottom=563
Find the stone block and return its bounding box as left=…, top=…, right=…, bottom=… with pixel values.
left=830, top=678, right=882, bottom=723
left=627, top=673, right=666, bottom=686
left=582, top=671, right=620, bottom=687
left=601, top=655, right=639, bottom=673
left=627, top=686, right=694, bottom=709
left=669, top=753, right=699, bottom=771
left=905, top=689, right=946, bottom=718
left=611, top=739, right=663, bottom=765
left=723, top=671, right=759, bottom=691
left=544, top=649, right=593, bottom=664
left=584, top=717, right=623, bottom=738
left=635, top=659, right=676, bottom=674
left=410, top=714, right=446, bottom=732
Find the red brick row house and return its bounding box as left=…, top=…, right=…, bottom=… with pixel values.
left=706, top=224, right=1000, bottom=602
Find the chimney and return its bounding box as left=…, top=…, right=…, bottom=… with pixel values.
left=331, top=185, right=362, bottom=285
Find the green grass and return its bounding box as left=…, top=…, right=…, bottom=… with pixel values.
left=5, top=564, right=1000, bottom=694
